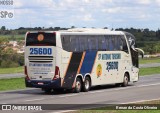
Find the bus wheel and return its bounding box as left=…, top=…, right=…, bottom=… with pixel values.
left=74, top=78, right=82, bottom=93
left=122, top=73, right=129, bottom=87
left=83, top=77, right=91, bottom=92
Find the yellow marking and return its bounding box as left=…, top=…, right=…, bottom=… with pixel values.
left=96, top=64, right=102, bottom=78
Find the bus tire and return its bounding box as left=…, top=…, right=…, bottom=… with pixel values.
left=74, top=78, right=82, bottom=93
left=122, top=73, right=129, bottom=87
left=83, top=77, right=91, bottom=92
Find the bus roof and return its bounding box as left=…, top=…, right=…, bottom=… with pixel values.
left=58, top=28, right=124, bottom=35
left=26, top=28, right=125, bottom=35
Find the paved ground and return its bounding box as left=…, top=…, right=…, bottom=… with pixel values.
left=139, top=63, right=160, bottom=68
left=0, top=74, right=160, bottom=113
left=0, top=73, right=24, bottom=79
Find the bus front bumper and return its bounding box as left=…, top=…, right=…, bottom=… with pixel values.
left=25, top=78, right=61, bottom=89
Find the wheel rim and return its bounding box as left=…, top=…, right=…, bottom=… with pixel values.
left=124, top=76, right=128, bottom=85
left=85, top=80, right=89, bottom=90
left=76, top=81, right=81, bottom=91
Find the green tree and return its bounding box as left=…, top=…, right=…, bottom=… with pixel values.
left=0, top=38, right=8, bottom=66
left=0, top=38, right=8, bottom=55
left=71, top=26, right=75, bottom=28
left=0, top=47, right=20, bottom=68
left=1, top=26, right=6, bottom=31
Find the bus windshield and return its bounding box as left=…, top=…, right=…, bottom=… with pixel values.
left=26, top=33, right=56, bottom=46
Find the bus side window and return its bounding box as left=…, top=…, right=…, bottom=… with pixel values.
left=109, top=36, right=114, bottom=51
left=70, top=36, right=80, bottom=52
left=104, top=35, right=109, bottom=51
left=114, top=36, right=119, bottom=51
left=114, top=36, right=122, bottom=51
left=118, top=36, right=123, bottom=50
left=61, top=35, right=70, bottom=51
left=88, top=36, right=98, bottom=51
left=121, top=36, right=128, bottom=53
left=79, top=36, right=88, bottom=52
left=98, top=36, right=106, bottom=51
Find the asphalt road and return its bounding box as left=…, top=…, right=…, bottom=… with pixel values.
left=139, top=63, right=160, bottom=68
left=0, top=74, right=160, bottom=113
left=0, top=73, right=24, bottom=79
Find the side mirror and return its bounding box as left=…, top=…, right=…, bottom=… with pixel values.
left=135, top=48, right=144, bottom=59
left=142, top=54, right=144, bottom=59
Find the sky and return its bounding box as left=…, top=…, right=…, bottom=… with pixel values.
left=0, top=0, right=160, bottom=30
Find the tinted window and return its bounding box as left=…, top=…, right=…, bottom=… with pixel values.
left=79, top=36, right=88, bottom=51
left=61, top=35, right=81, bottom=52
left=61, top=35, right=127, bottom=52
left=62, top=35, right=70, bottom=51
left=70, top=36, right=80, bottom=52
left=26, top=33, right=56, bottom=46
left=98, top=36, right=106, bottom=51
left=114, top=37, right=118, bottom=50
left=121, top=36, right=128, bottom=53
left=117, top=36, right=123, bottom=50
left=114, top=36, right=123, bottom=51
left=108, top=36, right=115, bottom=51
left=88, top=36, right=98, bottom=50
left=104, top=35, right=109, bottom=50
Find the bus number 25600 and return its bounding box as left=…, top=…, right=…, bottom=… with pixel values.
left=30, top=48, right=52, bottom=55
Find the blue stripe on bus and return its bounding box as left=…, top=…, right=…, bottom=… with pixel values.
left=80, top=51, right=97, bottom=76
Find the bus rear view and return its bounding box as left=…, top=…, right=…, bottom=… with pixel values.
left=24, top=32, right=60, bottom=92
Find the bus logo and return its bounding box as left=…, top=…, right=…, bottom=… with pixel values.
left=37, top=34, right=44, bottom=41
left=96, top=64, right=102, bottom=78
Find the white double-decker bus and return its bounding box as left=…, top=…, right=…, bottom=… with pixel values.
left=24, top=28, right=144, bottom=93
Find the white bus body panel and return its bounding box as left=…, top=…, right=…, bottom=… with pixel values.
left=25, top=46, right=56, bottom=80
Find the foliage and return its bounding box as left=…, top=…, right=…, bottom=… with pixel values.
left=0, top=38, right=8, bottom=66
left=0, top=51, right=24, bottom=68
left=0, top=38, right=24, bottom=68
left=1, top=60, right=19, bottom=68
left=1, top=26, right=6, bottom=31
